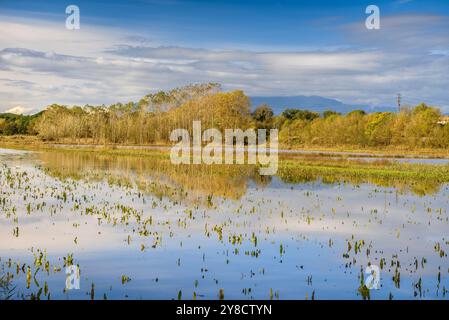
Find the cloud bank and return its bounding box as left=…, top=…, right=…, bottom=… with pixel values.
left=1, top=13, right=449, bottom=113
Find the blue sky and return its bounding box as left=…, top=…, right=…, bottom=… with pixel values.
left=1, top=0, right=449, bottom=113
left=3, top=0, right=449, bottom=49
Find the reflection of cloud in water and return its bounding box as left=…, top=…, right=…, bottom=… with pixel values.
left=0, top=148, right=448, bottom=299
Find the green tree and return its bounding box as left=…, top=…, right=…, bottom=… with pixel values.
left=252, top=104, right=274, bottom=129
left=322, top=110, right=340, bottom=118
left=282, top=109, right=319, bottom=121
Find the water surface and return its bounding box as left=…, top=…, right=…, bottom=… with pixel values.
left=1, top=148, right=448, bottom=300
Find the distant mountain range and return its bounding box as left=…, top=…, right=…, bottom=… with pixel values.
left=250, top=95, right=396, bottom=115
left=2, top=95, right=396, bottom=116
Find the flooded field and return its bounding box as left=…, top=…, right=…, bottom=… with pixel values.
left=1, top=147, right=449, bottom=300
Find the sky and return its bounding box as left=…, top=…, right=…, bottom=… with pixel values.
left=1, top=0, right=449, bottom=114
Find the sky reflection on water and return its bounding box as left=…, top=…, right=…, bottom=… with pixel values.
left=1, top=148, right=448, bottom=300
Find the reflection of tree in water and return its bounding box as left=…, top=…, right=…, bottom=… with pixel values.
left=37, top=151, right=271, bottom=204
left=251, top=173, right=272, bottom=187
left=37, top=150, right=446, bottom=201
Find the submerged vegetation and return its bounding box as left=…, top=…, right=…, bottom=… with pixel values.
left=1, top=148, right=449, bottom=300
left=279, top=156, right=449, bottom=196
left=0, top=269, right=15, bottom=300
left=1, top=147, right=449, bottom=300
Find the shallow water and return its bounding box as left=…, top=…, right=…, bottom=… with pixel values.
left=50, top=145, right=449, bottom=165
left=0, top=148, right=448, bottom=300
left=346, top=156, right=449, bottom=165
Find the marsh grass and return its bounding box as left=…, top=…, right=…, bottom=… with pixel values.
left=279, top=157, right=449, bottom=195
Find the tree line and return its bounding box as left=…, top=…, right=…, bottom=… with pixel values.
left=0, top=112, right=42, bottom=135
left=1, top=83, right=448, bottom=149
left=32, top=83, right=252, bottom=144
left=276, top=104, right=449, bottom=148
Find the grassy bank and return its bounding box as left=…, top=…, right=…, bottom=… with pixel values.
left=2, top=135, right=449, bottom=159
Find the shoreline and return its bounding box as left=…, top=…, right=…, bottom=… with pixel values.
left=1, top=135, right=449, bottom=160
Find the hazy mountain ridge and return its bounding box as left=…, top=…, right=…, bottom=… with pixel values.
left=250, top=96, right=396, bottom=114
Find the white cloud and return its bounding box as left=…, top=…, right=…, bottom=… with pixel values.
left=342, top=14, right=449, bottom=52
left=0, top=15, right=133, bottom=57
left=1, top=14, right=449, bottom=113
